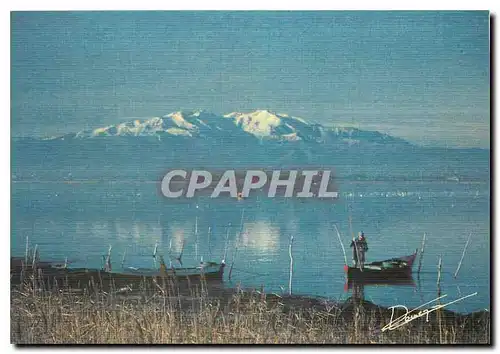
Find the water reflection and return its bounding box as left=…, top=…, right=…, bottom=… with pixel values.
left=237, top=221, right=280, bottom=253
left=11, top=180, right=490, bottom=312
left=167, top=224, right=189, bottom=253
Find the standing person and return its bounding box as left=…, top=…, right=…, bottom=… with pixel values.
left=350, top=237, right=359, bottom=267
left=357, top=231, right=368, bottom=268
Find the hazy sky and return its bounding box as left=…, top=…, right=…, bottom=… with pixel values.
left=11, top=11, right=490, bottom=148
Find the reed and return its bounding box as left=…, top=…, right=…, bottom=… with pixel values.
left=10, top=272, right=490, bottom=344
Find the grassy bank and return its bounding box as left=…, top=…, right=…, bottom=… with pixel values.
left=10, top=277, right=490, bottom=344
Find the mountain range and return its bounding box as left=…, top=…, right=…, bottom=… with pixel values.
left=43, top=109, right=410, bottom=147
left=12, top=110, right=489, bottom=183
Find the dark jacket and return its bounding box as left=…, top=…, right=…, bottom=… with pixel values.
left=358, top=238, right=368, bottom=252
left=350, top=238, right=368, bottom=252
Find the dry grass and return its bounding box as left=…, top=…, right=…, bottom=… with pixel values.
left=10, top=272, right=490, bottom=345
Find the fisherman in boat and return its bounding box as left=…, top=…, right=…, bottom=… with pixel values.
left=357, top=231, right=368, bottom=268
left=350, top=231, right=368, bottom=267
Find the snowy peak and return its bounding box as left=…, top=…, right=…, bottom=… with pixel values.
left=76, top=111, right=208, bottom=138
left=223, top=110, right=310, bottom=140
left=62, top=110, right=410, bottom=147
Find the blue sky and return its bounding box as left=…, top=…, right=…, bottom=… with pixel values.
left=11, top=11, right=490, bottom=148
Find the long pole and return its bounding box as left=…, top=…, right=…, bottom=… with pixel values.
left=289, top=235, right=294, bottom=296
left=417, top=233, right=426, bottom=275
left=333, top=224, right=348, bottom=265
left=454, top=233, right=472, bottom=279
left=195, top=216, right=199, bottom=261
left=177, top=238, right=185, bottom=266
left=207, top=226, right=212, bottom=260
left=25, top=234, right=29, bottom=265
left=121, top=249, right=127, bottom=269
left=239, top=209, right=245, bottom=235
left=104, top=245, right=112, bottom=272
left=229, top=247, right=238, bottom=281
left=437, top=255, right=442, bottom=297
left=153, top=242, right=158, bottom=268
left=223, top=223, right=231, bottom=262
left=32, top=244, right=38, bottom=269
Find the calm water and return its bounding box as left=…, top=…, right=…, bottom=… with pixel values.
left=11, top=179, right=489, bottom=313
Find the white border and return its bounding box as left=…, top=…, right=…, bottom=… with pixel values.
left=3, top=3, right=496, bottom=353
left=2, top=1, right=497, bottom=10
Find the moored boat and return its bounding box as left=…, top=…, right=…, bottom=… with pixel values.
left=344, top=250, right=418, bottom=281
left=11, top=256, right=226, bottom=290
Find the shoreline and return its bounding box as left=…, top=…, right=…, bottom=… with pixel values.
left=10, top=265, right=490, bottom=344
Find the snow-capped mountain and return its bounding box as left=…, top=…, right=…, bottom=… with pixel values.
left=12, top=109, right=490, bottom=183
left=58, top=109, right=408, bottom=147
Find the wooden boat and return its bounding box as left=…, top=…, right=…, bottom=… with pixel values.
left=11, top=256, right=225, bottom=291
left=344, top=250, right=418, bottom=281
left=119, top=260, right=225, bottom=281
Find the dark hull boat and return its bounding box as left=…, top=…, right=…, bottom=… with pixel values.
left=11, top=257, right=225, bottom=291
left=344, top=250, right=418, bottom=282
left=118, top=261, right=225, bottom=281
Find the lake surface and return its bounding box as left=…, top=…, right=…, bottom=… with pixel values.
left=11, top=178, right=490, bottom=313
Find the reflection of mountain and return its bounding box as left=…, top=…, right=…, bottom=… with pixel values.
left=237, top=221, right=280, bottom=252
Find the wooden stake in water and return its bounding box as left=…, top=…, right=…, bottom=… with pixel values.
left=121, top=249, right=127, bottom=269
left=239, top=209, right=245, bottom=234
left=32, top=244, right=38, bottom=269
left=104, top=245, right=112, bottom=272
left=207, top=226, right=212, bottom=260
left=195, top=215, right=199, bottom=261
left=177, top=237, right=185, bottom=266
left=223, top=223, right=231, bottom=263
left=437, top=255, right=442, bottom=297
left=454, top=233, right=472, bottom=279
left=333, top=224, right=348, bottom=266
left=417, top=232, right=426, bottom=275
left=437, top=255, right=443, bottom=342
left=289, top=235, right=294, bottom=296
left=228, top=209, right=245, bottom=280
left=25, top=234, right=29, bottom=265
left=153, top=242, right=158, bottom=268
left=229, top=246, right=238, bottom=281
